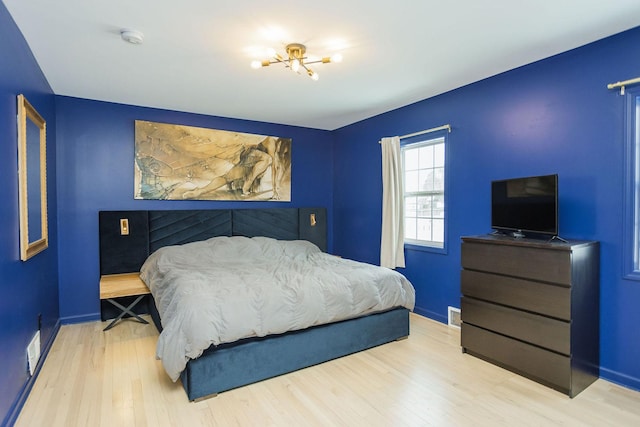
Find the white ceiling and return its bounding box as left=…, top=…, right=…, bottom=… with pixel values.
left=4, top=0, right=640, bottom=130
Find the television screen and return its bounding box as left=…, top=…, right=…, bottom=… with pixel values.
left=491, top=174, right=558, bottom=236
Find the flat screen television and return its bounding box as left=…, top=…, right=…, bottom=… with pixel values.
left=491, top=174, right=558, bottom=237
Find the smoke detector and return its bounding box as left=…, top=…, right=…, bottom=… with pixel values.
left=120, top=29, right=144, bottom=45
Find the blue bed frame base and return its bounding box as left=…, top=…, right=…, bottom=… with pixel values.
left=150, top=303, right=409, bottom=401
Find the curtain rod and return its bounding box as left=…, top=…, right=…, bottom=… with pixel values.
left=607, top=77, right=640, bottom=95
left=379, top=124, right=451, bottom=144
left=400, top=124, right=451, bottom=139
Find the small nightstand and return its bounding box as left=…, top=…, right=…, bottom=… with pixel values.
left=99, top=272, right=150, bottom=331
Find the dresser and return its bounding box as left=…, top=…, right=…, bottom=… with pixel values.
left=460, top=235, right=599, bottom=397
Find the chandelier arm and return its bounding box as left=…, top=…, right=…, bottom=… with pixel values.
left=268, top=56, right=290, bottom=68
left=303, top=57, right=333, bottom=65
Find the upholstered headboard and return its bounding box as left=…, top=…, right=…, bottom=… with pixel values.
left=99, top=207, right=327, bottom=275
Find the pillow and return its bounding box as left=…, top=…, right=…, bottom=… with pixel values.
left=252, top=236, right=320, bottom=259
left=281, top=239, right=321, bottom=259
left=199, top=235, right=265, bottom=260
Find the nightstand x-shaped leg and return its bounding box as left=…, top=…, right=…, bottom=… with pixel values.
left=103, top=295, right=149, bottom=331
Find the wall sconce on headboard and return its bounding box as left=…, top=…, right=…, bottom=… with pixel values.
left=120, top=218, right=129, bottom=235
left=309, top=213, right=317, bottom=227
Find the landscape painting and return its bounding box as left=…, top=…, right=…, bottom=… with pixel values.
left=134, top=120, right=292, bottom=201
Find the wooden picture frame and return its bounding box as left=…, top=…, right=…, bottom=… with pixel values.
left=17, top=94, right=48, bottom=261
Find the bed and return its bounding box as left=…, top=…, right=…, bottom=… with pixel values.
left=98, top=208, right=414, bottom=401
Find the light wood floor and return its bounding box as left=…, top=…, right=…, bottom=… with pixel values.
left=16, top=314, right=640, bottom=427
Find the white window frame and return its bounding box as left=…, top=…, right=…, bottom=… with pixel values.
left=401, top=134, right=447, bottom=251
left=623, top=86, right=640, bottom=279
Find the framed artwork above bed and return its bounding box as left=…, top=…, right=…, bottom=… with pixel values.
left=134, top=120, right=292, bottom=201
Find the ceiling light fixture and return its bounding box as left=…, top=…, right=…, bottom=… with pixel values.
left=120, top=29, right=144, bottom=45
left=251, top=43, right=342, bottom=81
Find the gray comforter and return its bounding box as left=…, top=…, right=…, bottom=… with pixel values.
left=140, top=236, right=415, bottom=381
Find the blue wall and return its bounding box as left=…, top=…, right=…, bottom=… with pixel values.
left=3, top=0, right=640, bottom=422
left=333, top=27, right=640, bottom=391
left=55, top=96, right=334, bottom=322
left=0, top=4, right=59, bottom=426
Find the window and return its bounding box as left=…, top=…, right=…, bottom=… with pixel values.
left=624, top=87, right=640, bottom=279
left=402, top=135, right=446, bottom=249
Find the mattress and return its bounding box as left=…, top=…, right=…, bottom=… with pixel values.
left=140, top=236, right=415, bottom=381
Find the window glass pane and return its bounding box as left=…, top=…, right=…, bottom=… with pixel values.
left=417, top=196, right=430, bottom=217
left=434, top=167, right=445, bottom=191
left=405, top=170, right=419, bottom=192
left=419, top=145, right=434, bottom=169
left=433, top=194, right=444, bottom=218
left=404, top=148, right=419, bottom=170
left=416, top=218, right=431, bottom=241
left=405, top=196, right=417, bottom=217
left=432, top=219, right=445, bottom=243
left=419, top=169, right=434, bottom=192
left=434, top=143, right=445, bottom=167
left=405, top=217, right=417, bottom=240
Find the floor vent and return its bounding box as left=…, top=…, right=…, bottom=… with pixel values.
left=448, top=306, right=461, bottom=328
left=27, top=330, right=41, bottom=376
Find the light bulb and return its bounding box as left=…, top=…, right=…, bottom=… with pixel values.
left=250, top=60, right=262, bottom=69
left=291, top=59, right=300, bottom=72
left=307, top=69, right=319, bottom=81
left=330, top=53, right=343, bottom=63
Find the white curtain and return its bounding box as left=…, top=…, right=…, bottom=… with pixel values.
left=380, top=136, right=405, bottom=268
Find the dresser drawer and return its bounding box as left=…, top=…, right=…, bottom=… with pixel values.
left=461, top=270, right=570, bottom=320
left=461, top=323, right=570, bottom=393
left=462, top=297, right=570, bottom=355
left=462, top=241, right=571, bottom=284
